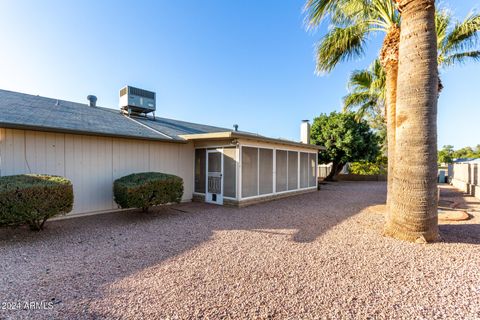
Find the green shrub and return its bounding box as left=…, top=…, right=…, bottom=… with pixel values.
left=0, top=174, right=74, bottom=230
left=349, top=156, right=387, bottom=175
left=113, top=172, right=183, bottom=212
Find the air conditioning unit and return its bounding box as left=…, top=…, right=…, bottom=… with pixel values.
left=119, top=86, right=156, bottom=115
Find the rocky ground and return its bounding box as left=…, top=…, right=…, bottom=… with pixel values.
left=1, top=182, right=479, bottom=319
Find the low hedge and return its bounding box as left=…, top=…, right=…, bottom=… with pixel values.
left=0, top=174, right=74, bottom=230
left=113, top=172, right=183, bottom=212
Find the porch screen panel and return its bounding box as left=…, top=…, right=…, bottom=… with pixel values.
left=288, top=151, right=298, bottom=190
left=259, top=148, right=273, bottom=195
left=276, top=150, right=288, bottom=192
left=194, top=149, right=206, bottom=193
left=300, top=152, right=309, bottom=188
left=223, top=148, right=236, bottom=198
left=241, top=147, right=258, bottom=198
left=309, top=153, right=317, bottom=187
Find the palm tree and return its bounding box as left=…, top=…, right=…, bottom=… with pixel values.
left=384, top=0, right=439, bottom=242
left=343, top=59, right=385, bottom=121
left=304, top=0, right=400, bottom=212
left=345, top=10, right=480, bottom=121
left=344, top=9, right=480, bottom=155
left=343, top=59, right=387, bottom=151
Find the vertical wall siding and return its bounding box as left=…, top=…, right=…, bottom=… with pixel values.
left=0, top=129, right=194, bottom=215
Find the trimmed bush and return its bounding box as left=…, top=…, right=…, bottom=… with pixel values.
left=0, top=174, right=74, bottom=230
left=113, top=172, right=183, bottom=212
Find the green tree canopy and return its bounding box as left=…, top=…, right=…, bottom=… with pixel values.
left=438, top=145, right=480, bottom=163
left=311, top=111, right=380, bottom=180
left=453, top=146, right=480, bottom=159
left=438, top=145, right=455, bottom=164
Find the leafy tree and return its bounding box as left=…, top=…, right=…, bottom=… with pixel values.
left=453, top=146, right=477, bottom=159
left=438, top=145, right=455, bottom=164
left=350, top=155, right=387, bottom=175
left=311, top=112, right=380, bottom=181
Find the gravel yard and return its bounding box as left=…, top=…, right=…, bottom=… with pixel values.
left=1, top=181, right=479, bottom=319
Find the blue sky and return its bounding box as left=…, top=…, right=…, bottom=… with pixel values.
left=0, top=1, right=478, bottom=148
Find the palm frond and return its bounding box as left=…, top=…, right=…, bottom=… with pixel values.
left=315, top=24, right=368, bottom=73
left=304, top=0, right=340, bottom=29
left=330, top=0, right=370, bottom=27
left=343, top=91, right=374, bottom=108
left=367, top=0, right=400, bottom=32
left=435, top=9, right=451, bottom=58
left=348, top=70, right=373, bottom=90
left=442, top=50, right=480, bottom=67
left=343, top=59, right=386, bottom=122
left=343, top=92, right=378, bottom=121
left=443, top=12, right=480, bottom=56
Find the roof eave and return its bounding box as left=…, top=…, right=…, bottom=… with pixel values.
left=0, top=123, right=188, bottom=144
left=179, top=131, right=325, bottom=150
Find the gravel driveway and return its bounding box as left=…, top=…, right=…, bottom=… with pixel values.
left=1, top=181, right=479, bottom=319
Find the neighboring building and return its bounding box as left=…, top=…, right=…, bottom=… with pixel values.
left=449, top=158, right=480, bottom=199
left=0, top=88, right=323, bottom=216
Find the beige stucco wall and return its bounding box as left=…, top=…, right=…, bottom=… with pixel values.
left=0, top=128, right=194, bottom=216
left=451, top=162, right=480, bottom=199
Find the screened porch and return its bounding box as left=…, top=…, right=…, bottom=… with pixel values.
left=193, top=140, right=319, bottom=206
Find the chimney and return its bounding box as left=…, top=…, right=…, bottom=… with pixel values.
left=300, top=120, right=310, bottom=144
left=87, top=95, right=97, bottom=107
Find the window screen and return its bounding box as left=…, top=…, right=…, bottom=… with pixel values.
left=276, top=150, right=288, bottom=192
left=288, top=151, right=298, bottom=190
left=300, top=152, right=309, bottom=188
left=259, top=148, right=273, bottom=195
left=241, top=147, right=258, bottom=198
left=194, top=149, right=206, bottom=193
left=309, top=153, right=317, bottom=187
left=223, top=148, right=237, bottom=198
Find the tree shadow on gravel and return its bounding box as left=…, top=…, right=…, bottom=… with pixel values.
left=439, top=224, right=480, bottom=245
left=438, top=184, right=480, bottom=245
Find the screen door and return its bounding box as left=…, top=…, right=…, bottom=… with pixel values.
left=206, top=150, right=223, bottom=205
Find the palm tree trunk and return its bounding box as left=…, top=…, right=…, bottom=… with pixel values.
left=384, top=0, right=439, bottom=242
left=380, top=26, right=400, bottom=216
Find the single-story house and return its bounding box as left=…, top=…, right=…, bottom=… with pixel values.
left=0, top=87, right=323, bottom=217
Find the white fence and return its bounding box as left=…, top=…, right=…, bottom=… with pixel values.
left=318, top=163, right=350, bottom=179
left=318, top=163, right=333, bottom=179
left=451, top=163, right=480, bottom=199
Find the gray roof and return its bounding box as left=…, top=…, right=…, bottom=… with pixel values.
left=0, top=89, right=231, bottom=142
left=0, top=89, right=321, bottom=150
left=135, top=116, right=230, bottom=138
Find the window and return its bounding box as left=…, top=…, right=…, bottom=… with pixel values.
left=194, top=149, right=206, bottom=193
left=300, top=152, right=309, bottom=188
left=275, top=150, right=288, bottom=192
left=241, top=147, right=314, bottom=198
left=241, top=147, right=258, bottom=198
left=259, top=148, right=273, bottom=195
left=309, top=153, right=317, bottom=187
left=223, top=148, right=237, bottom=198
left=288, top=151, right=298, bottom=190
